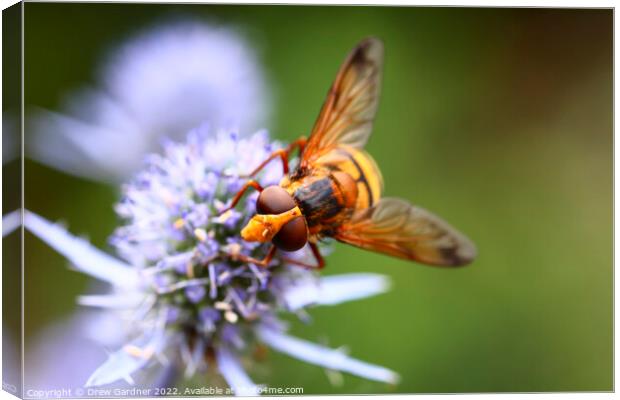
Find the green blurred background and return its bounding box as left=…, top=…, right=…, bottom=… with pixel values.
left=19, top=4, right=611, bottom=394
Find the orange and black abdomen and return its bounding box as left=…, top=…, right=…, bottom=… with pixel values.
left=310, top=146, right=383, bottom=211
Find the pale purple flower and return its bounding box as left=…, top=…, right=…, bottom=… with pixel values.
left=3, top=209, right=20, bottom=237
left=20, top=128, right=398, bottom=395
left=27, top=21, right=271, bottom=183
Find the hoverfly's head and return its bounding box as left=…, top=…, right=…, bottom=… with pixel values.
left=240, top=186, right=309, bottom=251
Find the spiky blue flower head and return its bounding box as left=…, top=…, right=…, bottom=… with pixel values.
left=23, top=126, right=398, bottom=395
left=103, top=125, right=308, bottom=372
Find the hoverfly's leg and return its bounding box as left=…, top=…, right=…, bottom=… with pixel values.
left=281, top=242, right=325, bottom=270
left=309, top=242, right=326, bottom=270
left=226, top=245, right=277, bottom=268
left=294, top=136, right=307, bottom=156
left=219, top=180, right=263, bottom=215
left=240, top=137, right=307, bottom=178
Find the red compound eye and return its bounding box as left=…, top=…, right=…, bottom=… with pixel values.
left=256, top=186, right=296, bottom=214
left=273, top=217, right=308, bottom=252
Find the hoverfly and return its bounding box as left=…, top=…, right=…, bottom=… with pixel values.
left=221, top=37, right=476, bottom=269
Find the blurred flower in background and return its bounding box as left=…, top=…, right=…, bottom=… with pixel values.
left=23, top=128, right=397, bottom=394
left=27, top=21, right=271, bottom=183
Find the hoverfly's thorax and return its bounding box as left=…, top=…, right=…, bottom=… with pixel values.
left=292, top=174, right=348, bottom=228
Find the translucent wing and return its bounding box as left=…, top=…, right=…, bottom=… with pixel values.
left=300, top=38, right=383, bottom=168
left=335, top=198, right=477, bottom=267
